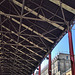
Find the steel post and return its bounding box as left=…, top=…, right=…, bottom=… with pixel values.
left=68, top=30, right=75, bottom=75
left=39, top=66, right=41, bottom=75
left=49, top=54, right=51, bottom=75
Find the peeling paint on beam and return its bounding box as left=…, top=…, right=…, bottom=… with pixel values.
left=2, top=29, right=42, bottom=58
left=12, top=18, right=54, bottom=43
left=0, top=11, right=48, bottom=52
left=5, top=54, right=32, bottom=70
left=12, top=0, right=64, bottom=30
left=4, top=47, right=35, bottom=67
left=49, top=0, right=75, bottom=14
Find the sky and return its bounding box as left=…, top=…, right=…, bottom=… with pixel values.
left=40, top=24, right=75, bottom=70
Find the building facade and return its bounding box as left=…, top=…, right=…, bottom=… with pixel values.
left=41, top=53, right=75, bottom=75
left=52, top=53, right=72, bottom=75
left=34, top=70, right=39, bottom=75
left=41, top=65, right=48, bottom=75
left=62, top=68, right=72, bottom=75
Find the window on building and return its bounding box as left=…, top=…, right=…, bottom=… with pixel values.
left=36, top=71, right=38, bottom=74
left=66, top=56, right=68, bottom=59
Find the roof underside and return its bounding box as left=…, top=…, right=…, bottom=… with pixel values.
left=0, top=0, right=75, bottom=75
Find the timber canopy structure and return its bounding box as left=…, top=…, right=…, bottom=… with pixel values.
left=0, top=0, right=75, bottom=75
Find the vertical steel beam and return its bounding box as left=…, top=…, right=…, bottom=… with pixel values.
left=39, top=65, right=41, bottom=75
left=68, top=30, right=75, bottom=75
left=33, top=73, right=34, bottom=75
left=49, top=54, right=51, bottom=75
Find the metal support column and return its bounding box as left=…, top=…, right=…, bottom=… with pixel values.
left=33, top=73, right=34, bottom=75
left=49, top=54, right=51, bottom=75
left=39, top=66, right=41, bottom=75
left=68, top=29, right=75, bottom=75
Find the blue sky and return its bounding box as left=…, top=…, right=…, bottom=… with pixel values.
left=52, top=24, right=75, bottom=59
left=41, top=24, right=75, bottom=70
